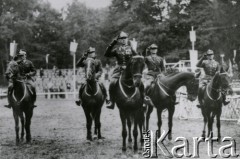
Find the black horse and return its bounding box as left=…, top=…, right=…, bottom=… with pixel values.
left=79, top=58, right=106, bottom=141
left=198, top=71, right=232, bottom=139
left=6, top=62, right=36, bottom=145
left=112, top=55, right=145, bottom=152
left=145, top=71, right=201, bottom=139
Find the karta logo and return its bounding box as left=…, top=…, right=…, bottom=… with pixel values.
left=142, top=130, right=239, bottom=158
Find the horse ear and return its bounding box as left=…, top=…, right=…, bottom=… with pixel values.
left=194, top=71, right=201, bottom=78
left=220, top=67, right=225, bottom=73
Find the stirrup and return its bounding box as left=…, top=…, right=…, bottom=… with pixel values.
left=196, top=104, right=202, bottom=109
left=223, top=101, right=230, bottom=106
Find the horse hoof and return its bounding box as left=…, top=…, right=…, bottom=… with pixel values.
left=122, top=147, right=127, bottom=152
left=93, top=135, right=98, bottom=140
left=98, top=136, right=105, bottom=140
left=87, top=137, right=93, bottom=141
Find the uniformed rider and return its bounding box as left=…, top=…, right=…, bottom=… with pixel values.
left=196, top=49, right=230, bottom=108
left=75, top=47, right=107, bottom=106
left=104, top=31, right=142, bottom=109
left=5, top=49, right=37, bottom=108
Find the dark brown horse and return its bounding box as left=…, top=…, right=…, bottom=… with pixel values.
left=112, top=56, right=145, bottom=152
left=198, top=71, right=232, bottom=139
left=6, top=62, right=36, bottom=145
left=79, top=58, right=106, bottom=141
left=145, top=71, right=201, bottom=139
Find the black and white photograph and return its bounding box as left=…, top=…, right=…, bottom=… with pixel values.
left=0, top=0, right=240, bottom=158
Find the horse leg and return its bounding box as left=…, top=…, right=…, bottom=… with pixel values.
left=13, top=111, right=20, bottom=145
left=201, top=109, right=207, bottom=138
left=127, top=117, right=132, bottom=143
left=207, top=112, right=214, bottom=138
left=84, top=109, right=92, bottom=141
left=19, top=112, right=25, bottom=141
left=25, top=108, right=33, bottom=143
left=168, top=105, right=175, bottom=140
left=139, top=110, right=144, bottom=147
left=133, top=113, right=138, bottom=153
left=96, top=110, right=103, bottom=139
left=120, top=110, right=127, bottom=152
left=157, top=109, right=163, bottom=138
left=146, top=105, right=153, bottom=130
left=216, top=109, right=222, bottom=141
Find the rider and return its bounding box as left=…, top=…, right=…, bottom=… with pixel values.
left=5, top=49, right=37, bottom=108
left=75, top=47, right=107, bottom=106
left=4, top=55, right=19, bottom=108
left=104, top=31, right=142, bottom=109
left=144, top=44, right=165, bottom=93
left=196, top=49, right=230, bottom=108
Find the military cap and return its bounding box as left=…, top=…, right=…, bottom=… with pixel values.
left=87, top=47, right=96, bottom=54
left=149, top=44, right=158, bottom=49
left=207, top=49, right=214, bottom=55
left=118, top=31, right=128, bottom=39
left=18, top=49, right=27, bottom=56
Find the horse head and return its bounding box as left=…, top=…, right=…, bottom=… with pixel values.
left=126, top=55, right=145, bottom=87
left=85, top=58, right=96, bottom=82
left=185, top=71, right=201, bottom=101
left=215, top=70, right=233, bottom=95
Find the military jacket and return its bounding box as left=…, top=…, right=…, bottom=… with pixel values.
left=18, top=59, right=36, bottom=77
left=199, top=59, right=220, bottom=76
left=105, top=43, right=137, bottom=65
left=76, top=57, right=103, bottom=75
left=145, top=55, right=165, bottom=73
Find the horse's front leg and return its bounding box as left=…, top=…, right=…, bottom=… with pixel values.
left=146, top=105, right=153, bottom=130
left=25, top=108, right=33, bottom=143
left=96, top=109, right=103, bottom=139
left=13, top=111, right=20, bottom=145
left=216, top=108, right=222, bottom=141
left=201, top=108, right=207, bottom=138
left=168, top=105, right=175, bottom=140
left=138, top=110, right=144, bottom=147
left=84, top=109, right=93, bottom=141
left=157, top=109, right=163, bottom=138
left=133, top=113, right=138, bottom=153
left=19, top=112, right=25, bottom=141
left=127, top=117, right=132, bottom=143
left=120, top=110, right=127, bottom=152
left=207, top=112, right=214, bottom=138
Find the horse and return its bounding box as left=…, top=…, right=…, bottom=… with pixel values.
left=145, top=71, right=201, bottom=140
left=198, top=71, right=232, bottom=140
left=79, top=58, right=106, bottom=141
left=112, top=55, right=145, bottom=153
left=6, top=61, right=36, bottom=145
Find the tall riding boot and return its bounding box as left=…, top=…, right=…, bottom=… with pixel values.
left=196, top=87, right=204, bottom=108
left=222, top=93, right=230, bottom=106
left=76, top=83, right=85, bottom=106
left=106, top=80, right=116, bottom=109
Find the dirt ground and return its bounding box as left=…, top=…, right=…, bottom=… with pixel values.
left=0, top=97, right=240, bottom=159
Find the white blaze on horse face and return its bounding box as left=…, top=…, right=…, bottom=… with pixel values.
left=86, top=59, right=91, bottom=79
